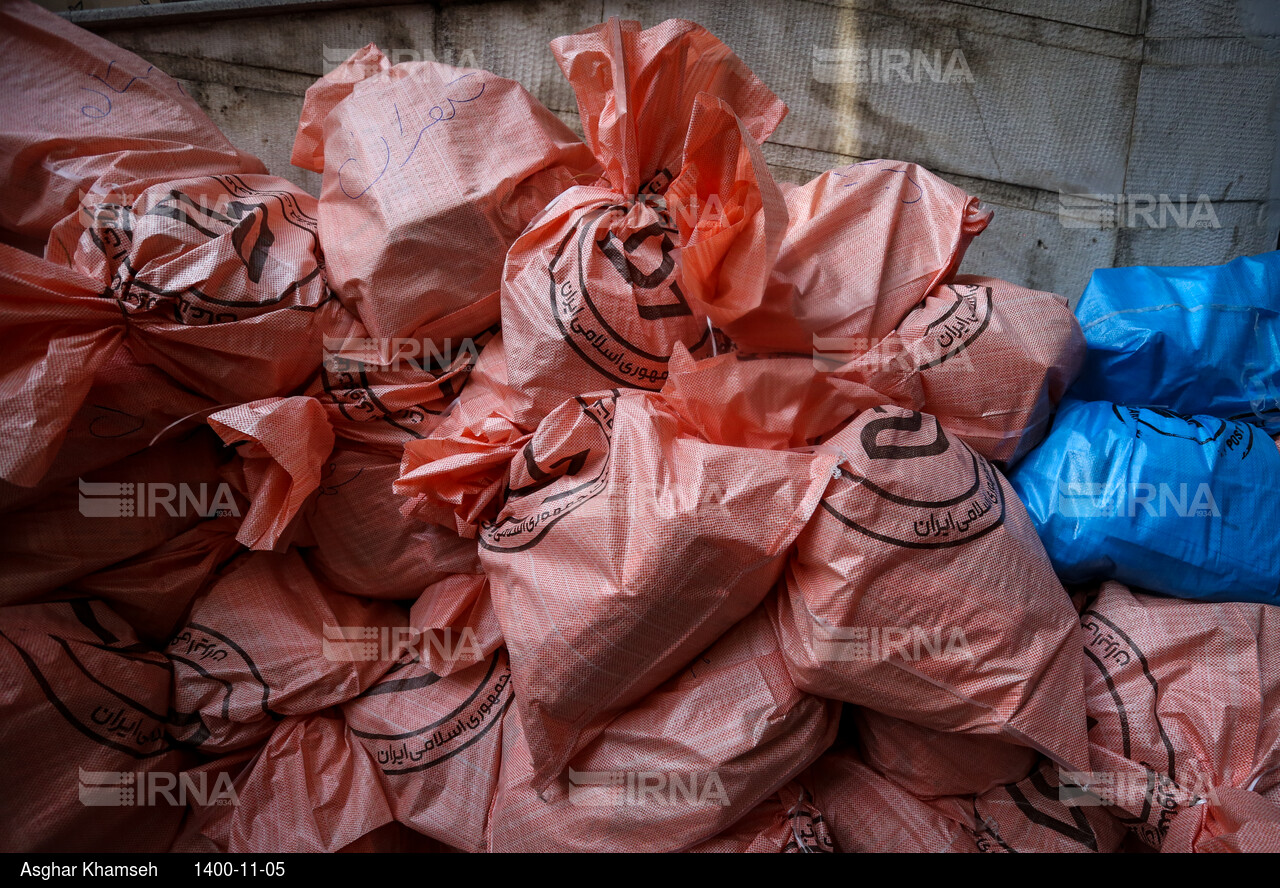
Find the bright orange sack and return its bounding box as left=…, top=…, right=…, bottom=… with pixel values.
left=486, top=606, right=840, bottom=852
left=758, top=160, right=991, bottom=355
left=499, top=18, right=787, bottom=427
left=772, top=404, right=1090, bottom=772
left=292, top=45, right=596, bottom=343
left=395, top=332, right=531, bottom=537
left=0, top=600, right=197, bottom=852
left=165, top=550, right=403, bottom=752
left=843, top=275, right=1086, bottom=463
left=0, top=0, right=264, bottom=247
left=1073, top=581, right=1280, bottom=850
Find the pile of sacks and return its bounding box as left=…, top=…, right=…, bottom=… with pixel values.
left=1, top=0, right=1278, bottom=853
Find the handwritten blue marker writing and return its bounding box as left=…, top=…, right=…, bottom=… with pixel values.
left=831, top=160, right=922, bottom=204
left=337, top=73, right=486, bottom=200
left=80, top=60, right=154, bottom=120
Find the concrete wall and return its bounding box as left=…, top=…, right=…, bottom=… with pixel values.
left=69, top=0, right=1280, bottom=302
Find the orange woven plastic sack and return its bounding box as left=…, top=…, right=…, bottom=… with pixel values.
left=757, top=160, right=991, bottom=355
left=203, top=316, right=488, bottom=594
left=0, top=348, right=217, bottom=516
left=854, top=709, right=1038, bottom=799
left=184, top=650, right=512, bottom=852
left=48, top=171, right=351, bottom=402
left=487, top=606, right=840, bottom=852
left=1161, top=787, right=1280, bottom=853
left=303, top=447, right=482, bottom=599
left=293, top=45, right=596, bottom=343
left=208, top=396, right=334, bottom=550
left=1072, top=581, right=1280, bottom=849
left=408, top=572, right=498, bottom=677
left=396, top=332, right=530, bottom=536
left=499, top=18, right=787, bottom=427
left=843, top=276, right=1086, bottom=463
left=0, top=599, right=197, bottom=852
left=166, top=550, right=403, bottom=752
left=341, top=650, right=513, bottom=851
left=804, top=746, right=973, bottom=852
left=181, top=713, right=395, bottom=853
left=942, top=758, right=1129, bottom=853
left=0, top=0, right=264, bottom=247
left=687, top=785, right=833, bottom=852
left=208, top=392, right=482, bottom=597
left=333, top=823, right=452, bottom=853
left=0, top=167, right=353, bottom=488
left=807, top=747, right=1125, bottom=853
left=477, top=387, right=841, bottom=789
left=0, top=430, right=231, bottom=605
left=312, top=319, right=487, bottom=455
left=772, top=404, right=1089, bottom=771
left=67, top=515, right=242, bottom=644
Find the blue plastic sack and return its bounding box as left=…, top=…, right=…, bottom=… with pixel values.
left=1071, top=251, right=1280, bottom=432
left=1009, top=398, right=1280, bottom=605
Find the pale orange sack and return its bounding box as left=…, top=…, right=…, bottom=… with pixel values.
left=686, top=785, right=834, bottom=853
left=47, top=172, right=353, bottom=403
left=184, top=651, right=512, bottom=852
left=486, top=606, right=840, bottom=852
left=755, top=160, right=991, bottom=355
left=1074, top=581, right=1280, bottom=850
left=803, top=746, right=974, bottom=852
left=67, top=515, right=243, bottom=644
left=0, top=431, right=231, bottom=606
left=477, top=385, right=841, bottom=790
left=304, top=446, right=482, bottom=600
left=0, top=600, right=198, bottom=852
left=293, top=44, right=597, bottom=344
left=771, top=404, right=1090, bottom=772
left=499, top=18, right=787, bottom=427
left=842, top=275, right=1086, bottom=463
left=341, top=650, right=513, bottom=851
left=408, top=572, right=499, bottom=677
left=179, top=713, right=395, bottom=853
left=854, top=709, right=1038, bottom=799
left=206, top=329, right=483, bottom=597
left=0, top=0, right=264, bottom=248
left=165, top=550, right=403, bottom=752
left=932, top=758, right=1129, bottom=853
left=0, top=169, right=355, bottom=489
left=0, top=348, right=217, bottom=516
left=1160, top=787, right=1280, bottom=853
left=806, top=747, right=1126, bottom=853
